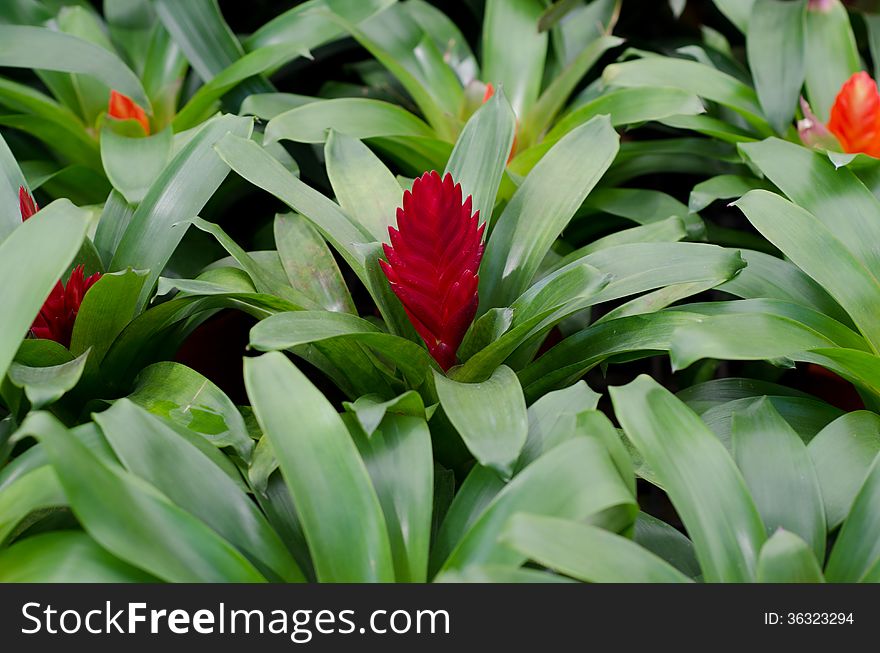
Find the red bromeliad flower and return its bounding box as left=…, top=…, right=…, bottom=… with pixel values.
left=380, top=171, right=484, bottom=371
left=108, top=90, right=150, bottom=135
left=799, top=72, right=880, bottom=157
left=19, top=185, right=38, bottom=220
left=31, top=265, right=102, bottom=348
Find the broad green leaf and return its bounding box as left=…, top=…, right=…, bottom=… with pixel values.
left=7, top=351, right=89, bottom=409
left=95, top=399, right=303, bottom=582
left=127, top=361, right=254, bottom=462
left=403, top=0, right=477, bottom=85
left=265, top=98, right=435, bottom=144
left=825, top=453, right=880, bottom=582
left=0, top=24, right=149, bottom=109
left=69, top=268, right=148, bottom=363
left=20, top=412, right=266, bottom=582
left=677, top=377, right=812, bottom=416
left=502, top=514, right=692, bottom=583
left=325, top=130, right=401, bottom=243
left=481, top=0, right=547, bottom=116
left=434, top=366, right=527, bottom=478
left=344, top=391, right=428, bottom=438
left=481, top=115, right=619, bottom=309
left=110, top=114, right=254, bottom=307
left=274, top=213, right=355, bottom=313
left=610, top=375, right=766, bottom=582
left=732, top=398, right=826, bottom=560
left=101, top=125, right=172, bottom=204
left=437, top=436, right=636, bottom=573
left=603, top=57, right=770, bottom=132
left=0, top=532, right=156, bottom=582
left=746, top=0, right=806, bottom=134
left=244, top=352, right=394, bottom=582
left=444, top=88, right=516, bottom=235
left=349, top=411, right=433, bottom=582
left=0, top=200, right=89, bottom=380
left=634, top=512, right=702, bottom=579
left=94, top=190, right=134, bottom=269
left=713, top=0, right=755, bottom=32
left=756, top=529, right=825, bottom=583
left=808, top=411, right=880, bottom=529
left=734, top=189, right=880, bottom=352
left=803, top=0, right=859, bottom=121
left=0, top=465, right=65, bottom=544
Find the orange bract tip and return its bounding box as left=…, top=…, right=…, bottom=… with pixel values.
left=482, top=82, right=495, bottom=104
left=827, top=71, right=880, bottom=158
left=108, top=90, right=150, bottom=135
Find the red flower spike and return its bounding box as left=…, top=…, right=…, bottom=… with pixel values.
left=380, top=171, right=484, bottom=371
left=108, top=90, right=150, bottom=135
left=19, top=185, right=38, bottom=220
left=31, top=264, right=102, bottom=348
left=826, top=71, right=880, bottom=158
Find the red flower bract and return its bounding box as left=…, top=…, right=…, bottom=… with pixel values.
left=380, top=171, right=484, bottom=371
left=32, top=265, right=102, bottom=348
left=19, top=185, right=38, bottom=220
left=108, top=90, right=150, bottom=135
left=826, top=71, right=880, bottom=157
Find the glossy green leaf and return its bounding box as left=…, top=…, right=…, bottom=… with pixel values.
left=95, top=399, right=303, bottom=582
left=825, top=453, right=880, bottom=582
left=808, top=411, right=880, bottom=530
left=756, top=529, right=825, bottom=583
left=481, top=0, right=547, bottom=116
left=0, top=200, right=89, bottom=380
left=503, top=514, right=692, bottom=583
left=434, top=366, right=527, bottom=478
left=7, top=351, right=89, bottom=409
left=0, top=465, right=65, bottom=544
left=803, top=0, right=859, bottom=121
left=610, top=375, right=766, bottom=582
left=20, top=412, right=266, bottom=582
left=101, top=125, right=172, bottom=204
left=244, top=352, right=394, bottom=582
left=713, top=0, right=755, bottom=32
left=746, top=0, right=806, bottom=134
left=732, top=398, right=825, bottom=560
left=634, top=512, right=702, bottom=579
left=127, top=361, right=254, bottom=462
left=481, top=115, right=619, bottom=309
left=0, top=532, right=157, bottom=582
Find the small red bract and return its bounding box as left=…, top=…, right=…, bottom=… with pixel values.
left=108, top=90, right=150, bottom=135
left=380, top=171, right=484, bottom=371
left=19, top=185, right=38, bottom=221
left=826, top=71, right=880, bottom=157
left=32, top=265, right=102, bottom=348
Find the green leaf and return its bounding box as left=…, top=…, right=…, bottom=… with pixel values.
left=243, top=352, right=394, bottom=582
left=746, top=0, right=806, bottom=134
left=444, top=88, right=516, bottom=234
left=731, top=398, right=825, bottom=560
left=481, top=0, right=547, bottom=116
left=69, top=268, right=148, bottom=363
left=101, top=125, right=172, bottom=204
left=110, top=114, right=254, bottom=307
left=609, top=375, right=766, bottom=582
left=274, top=213, right=355, bottom=313
left=265, top=98, right=435, bottom=144
left=480, top=115, right=619, bottom=309
left=603, top=57, right=770, bottom=133
left=20, top=412, right=266, bottom=582
left=7, top=351, right=89, bottom=409
left=437, top=436, right=636, bottom=574
left=803, top=0, right=859, bottom=121
left=127, top=361, right=254, bottom=462
left=634, top=512, right=702, bottom=579
left=325, top=130, right=402, bottom=243
left=349, top=411, right=433, bottom=582
left=434, top=366, right=528, bottom=478
left=502, top=514, right=692, bottom=583
left=0, top=24, right=150, bottom=110
left=0, top=465, right=65, bottom=544
left=0, top=132, right=28, bottom=243
left=734, top=189, right=880, bottom=352
left=824, top=453, right=880, bottom=582
left=95, top=399, right=303, bottom=582
left=0, top=200, right=89, bottom=380
left=344, top=391, right=428, bottom=438
left=808, top=411, right=880, bottom=530
left=0, top=532, right=157, bottom=582
left=756, top=529, right=825, bottom=582
left=713, top=0, right=755, bottom=32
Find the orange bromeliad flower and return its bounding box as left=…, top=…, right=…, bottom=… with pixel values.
left=19, top=185, right=38, bottom=220
left=799, top=72, right=880, bottom=157
left=108, top=90, right=150, bottom=135
left=380, top=171, right=484, bottom=371
left=31, top=265, right=102, bottom=348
